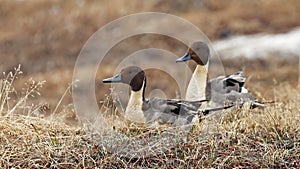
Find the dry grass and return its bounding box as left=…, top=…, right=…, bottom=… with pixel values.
left=0, top=67, right=299, bottom=168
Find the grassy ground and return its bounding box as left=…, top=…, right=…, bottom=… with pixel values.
left=0, top=64, right=299, bottom=168
left=0, top=0, right=299, bottom=168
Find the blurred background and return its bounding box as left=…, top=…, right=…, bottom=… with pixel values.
left=0, top=0, right=299, bottom=110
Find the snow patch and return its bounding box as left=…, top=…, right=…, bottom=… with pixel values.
left=213, top=27, right=300, bottom=59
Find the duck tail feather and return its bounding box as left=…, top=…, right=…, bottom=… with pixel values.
left=250, top=100, right=275, bottom=109
left=200, top=104, right=235, bottom=116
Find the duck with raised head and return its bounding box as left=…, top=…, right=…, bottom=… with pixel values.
left=103, top=66, right=232, bottom=126
left=176, top=41, right=264, bottom=108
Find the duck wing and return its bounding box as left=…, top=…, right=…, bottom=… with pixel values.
left=142, top=97, right=208, bottom=125
left=143, top=97, right=206, bottom=115
left=210, top=90, right=260, bottom=108
left=206, top=71, right=246, bottom=98
left=223, top=71, right=246, bottom=92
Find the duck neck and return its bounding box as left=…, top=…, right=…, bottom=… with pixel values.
left=186, top=64, right=208, bottom=100
left=125, top=78, right=146, bottom=123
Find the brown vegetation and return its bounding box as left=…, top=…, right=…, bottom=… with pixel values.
left=0, top=68, right=298, bottom=168
left=0, top=0, right=299, bottom=168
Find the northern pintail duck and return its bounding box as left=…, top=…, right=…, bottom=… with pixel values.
left=176, top=41, right=263, bottom=108
left=103, top=66, right=231, bottom=126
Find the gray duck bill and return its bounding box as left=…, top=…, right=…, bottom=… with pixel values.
left=102, top=73, right=122, bottom=83
left=176, top=52, right=191, bottom=62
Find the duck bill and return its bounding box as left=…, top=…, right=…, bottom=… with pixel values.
left=176, top=52, right=192, bottom=62
left=102, top=73, right=121, bottom=83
